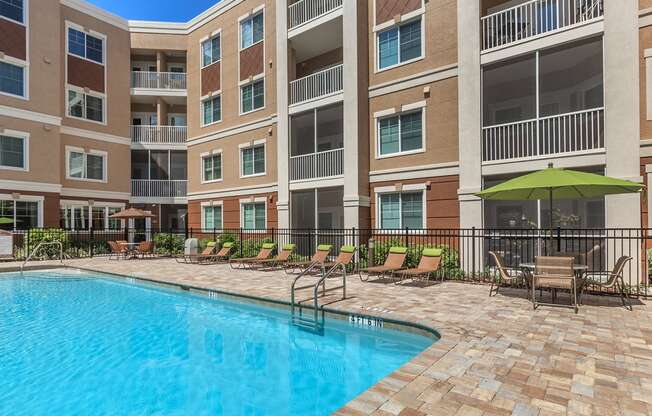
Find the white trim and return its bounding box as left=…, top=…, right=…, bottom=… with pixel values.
left=65, top=84, right=107, bottom=126
left=0, top=179, right=61, bottom=193
left=0, top=105, right=61, bottom=125
left=0, top=0, right=26, bottom=25
left=200, top=30, right=221, bottom=69
left=0, top=192, right=43, bottom=228
left=60, top=187, right=130, bottom=200
left=375, top=14, right=425, bottom=73
left=239, top=199, right=267, bottom=231
left=65, top=145, right=108, bottom=183
left=200, top=93, right=222, bottom=127
left=65, top=20, right=107, bottom=65
left=239, top=141, right=266, bottom=178
left=369, top=64, right=458, bottom=97
left=188, top=115, right=276, bottom=146
left=375, top=105, right=426, bottom=159
left=0, top=55, right=28, bottom=100
left=187, top=183, right=277, bottom=200
left=0, top=129, right=28, bottom=172
left=374, top=186, right=427, bottom=230
left=200, top=150, right=223, bottom=184
left=239, top=77, right=266, bottom=116
left=238, top=7, right=265, bottom=51
left=60, top=126, right=129, bottom=145
left=369, top=161, right=460, bottom=183
left=289, top=177, right=344, bottom=191
left=60, top=0, right=129, bottom=30
left=200, top=202, right=223, bottom=230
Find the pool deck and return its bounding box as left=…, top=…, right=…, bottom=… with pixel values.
left=4, top=257, right=652, bottom=416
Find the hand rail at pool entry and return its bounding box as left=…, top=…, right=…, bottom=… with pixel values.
left=20, top=241, right=65, bottom=272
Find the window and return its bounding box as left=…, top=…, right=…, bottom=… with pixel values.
left=378, top=18, right=422, bottom=70
left=0, top=134, right=25, bottom=169
left=67, top=27, right=104, bottom=64
left=203, top=205, right=222, bottom=230
left=67, top=89, right=104, bottom=123
left=202, top=35, right=221, bottom=67
left=0, top=0, right=23, bottom=24
left=241, top=79, right=264, bottom=113
left=242, top=202, right=265, bottom=230
left=67, top=149, right=105, bottom=181
left=241, top=12, right=264, bottom=49
left=379, top=192, right=423, bottom=229
left=290, top=104, right=344, bottom=156
left=241, top=144, right=265, bottom=176
left=0, top=61, right=24, bottom=97
left=202, top=153, right=222, bottom=182
left=0, top=199, right=39, bottom=230
left=202, top=95, right=221, bottom=125
left=60, top=205, right=123, bottom=230
left=378, top=109, right=423, bottom=156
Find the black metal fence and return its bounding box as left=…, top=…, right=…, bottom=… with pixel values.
left=7, top=226, right=651, bottom=295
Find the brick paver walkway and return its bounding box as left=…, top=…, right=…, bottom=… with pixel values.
left=3, top=258, right=652, bottom=416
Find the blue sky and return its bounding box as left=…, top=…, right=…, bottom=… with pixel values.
left=87, top=0, right=221, bottom=22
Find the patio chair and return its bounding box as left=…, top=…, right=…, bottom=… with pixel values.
left=581, top=255, right=633, bottom=310
left=135, top=241, right=156, bottom=259
left=108, top=241, right=128, bottom=260
left=285, top=244, right=332, bottom=274
left=175, top=242, right=217, bottom=264
left=359, top=246, right=408, bottom=282
left=533, top=256, right=580, bottom=313
left=203, top=242, right=234, bottom=264
left=394, top=248, right=442, bottom=284
left=250, top=244, right=296, bottom=269
left=579, top=244, right=601, bottom=271
left=488, top=251, right=527, bottom=297
left=229, top=243, right=276, bottom=269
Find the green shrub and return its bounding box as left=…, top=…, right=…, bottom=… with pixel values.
left=25, top=229, right=69, bottom=259
left=153, top=233, right=185, bottom=255
left=230, top=237, right=274, bottom=259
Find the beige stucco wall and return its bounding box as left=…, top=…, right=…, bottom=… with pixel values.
left=187, top=125, right=277, bottom=193
left=368, top=0, right=457, bottom=87
left=641, top=25, right=652, bottom=140
left=368, top=77, right=459, bottom=172
left=186, top=0, right=277, bottom=139
left=130, top=32, right=187, bottom=51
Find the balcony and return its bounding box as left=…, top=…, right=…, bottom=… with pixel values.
left=482, top=108, right=604, bottom=162
left=131, top=180, right=187, bottom=198
left=131, top=71, right=187, bottom=90
left=130, top=126, right=187, bottom=145
left=289, top=64, right=343, bottom=106
left=288, top=0, right=343, bottom=30
left=481, top=0, right=603, bottom=51
left=289, top=148, right=343, bottom=181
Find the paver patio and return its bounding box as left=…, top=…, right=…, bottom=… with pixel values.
left=3, top=258, right=652, bottom=416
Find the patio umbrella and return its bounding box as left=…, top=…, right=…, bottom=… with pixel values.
left=0, top=217, right=14, bottom=225
left=108, top=208, right=155, bottom=219
left=475, top=163, right=643, bottom=242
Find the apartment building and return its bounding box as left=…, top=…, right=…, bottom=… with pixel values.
left=0, top=0, right=648, bottom=234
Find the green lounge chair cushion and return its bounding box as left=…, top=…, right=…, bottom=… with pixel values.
left=206, top=242, right=217, bottom=247
left=422, top=248, right=443, bottom=257
left=389, top=246, right=408, bottom=254
left=282, top=244, right=296, bottom=251
left=222, top=242, right=234, bottom=248
left=317, top=244, right=333, bottom=251
left=262, top=243, right=276, bottom=249
left=340, top=245, right=355, bottom=253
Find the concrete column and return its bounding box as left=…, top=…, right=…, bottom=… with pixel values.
left=156, top=51, right=167, bottom=73
left=342, top=0, right=370, bottom=230
left=457, top=0, right=483, bottom=230
left=604, top=1, right=641, bottom=229
left=156, top=98, right=168, bottom=126
left=276, top=0, right=290, bottom=229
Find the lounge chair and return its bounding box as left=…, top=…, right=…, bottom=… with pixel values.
left=108, top=241, right=128, bottom=260
left=394, top=248, right=443, bottom=284
left=250, top=244, right=296, bottom=269
left=204, top=242, right=234, bottom=263
left=582, top=255, right=633, bottom=310
left=488, top=251, right=527, bottom=297
left=323, top=245, right=356, bottom=274
left=533, top=256, right=580, bottom=313
left=285, top=244, right=332, bottom=274
left=359, top=246, right=408, bottom=282
left=175, top=242, right=217, bottom=264
left=229, top=243, right=276, bottom=269
left=134, top=241, right=156, bottom=259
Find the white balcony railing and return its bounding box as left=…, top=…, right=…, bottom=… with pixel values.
left=288, top=0, right=343, bottom=29
left=131, top=71, right=187, bottom=90
left=482, top=107, right=604, bottom=162
left=481, top=0, right=603, bottom=51
left=289, top=64, right=343, bottom=105
left=130, top=126, right=187, bottom=145
left=131, top=180, right=187, bottom=198
left=289, top=148, right=343, bottom=181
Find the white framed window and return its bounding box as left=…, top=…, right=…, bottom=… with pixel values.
left=377, top=190, right=425, bottom=229
left=0, top=195, right=42, bottom=230
left=67, top=86, right=105, bottom=124
left=376, top=106, right=425, bottom=158
left=0, top=59, right=26, bottom=99
left=202, top=152, right=222, bottom=183
left=241, top=201, right=266, bottom=230
left=201, top=33, right=221, bottom=68
left=202, top=94, right=221, bottom=126
left=67, top=23, right=105, bottom=65
left=0, top=130, right=27, bottom=171
left=0, top=0, right=25, bottom=25
left=66, top=146, right=107, bottom=182
left=202, top=203, right=223, bottom=230
left=59, top=202, right=124, bottom=230
left=240, top=142, right=265, bottom=177
left=377, top=17, right=423, bottom=71
left=240, top=11, right=264, bottom=49
left=241, top=78, right=264, bottom=114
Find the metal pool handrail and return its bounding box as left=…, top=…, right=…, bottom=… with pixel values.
left=21, top=241, right=65, bottom=272
left=291, top=261, right=347, bottom=327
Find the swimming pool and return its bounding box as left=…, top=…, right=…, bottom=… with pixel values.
left=0, top=269, right=436, bottom=415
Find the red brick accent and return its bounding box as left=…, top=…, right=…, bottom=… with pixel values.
left=67, top=55, right=105, bottom=93
left=201, top=62, right=221, bottom=96
left=239, top=42, right=264, bottom=81
left=0, top=18, right=26, bottom=61
left=375, top=0, right=421, bottom=25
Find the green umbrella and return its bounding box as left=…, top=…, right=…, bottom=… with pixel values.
left=476, top=163, right=643, bottom=240
left=0, top=217, right=14, bottom=225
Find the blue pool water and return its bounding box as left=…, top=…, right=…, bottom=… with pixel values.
left=0, top=269, right=435, bottom=415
